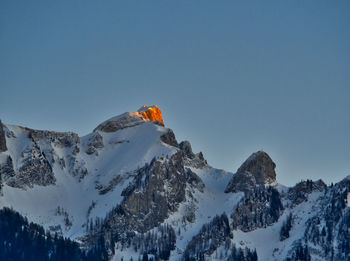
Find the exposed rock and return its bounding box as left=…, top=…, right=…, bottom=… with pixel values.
left=225, top=151, right=276, bottom=193
left=198, top=151, right=205, bottom=162
left=179, top=141, right=195, bottom=159
left=66, top=154, right=88, bottom=181
left=238, top=151, right=276, bottom=184
left=137, top=105, right=165, bottom=126
left=160, top=129, right=178, bottom=147
left=123, top=152, right=187, bottom=232
left=186, top=168, right=205, bottom=192
left=287, top=179, right=327, bottom=206
left=225, top=171, right=257, bottom=194
left=94, top=112, right=144, bottom=133
left=97, top=172, right=135, bottom=195
left=178, top=141, right=207, bottom=168
left=85, top=133, right=104, bottom=155
left=101, top=151, right=191, bottom=243
left=27, top=128, right=80, bottom=149
left=231, top=186, right=283, bottom=232
left=0, top=156, right=15, bottom=181
left=0, top=120, right=7, bottom=152
left=25, top=127, right=87, bottom=181
left=3, top=144, right=56, bottom=189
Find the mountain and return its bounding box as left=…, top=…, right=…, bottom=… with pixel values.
left=0, top=106, right=349, bottom=261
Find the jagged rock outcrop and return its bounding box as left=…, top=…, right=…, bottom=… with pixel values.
left=231, top=186, right=283, bottom=232
left=3, top=142, right=56, bottom=189
left=137, top=105, right=164, bottom=126
left=225, top=171, right=257, bottom=194
left=7, top=140, right=56, bottom=189
left=0, top=121, right=7, bottom=152
left=225, top=151, right=276, bottom=194
left=179, top=141, right=195, bottom=159
left=103, top=152, right=188, bottom=238
left=27, top=128, right=80, bottom=149
left=160, top=129, right=178, bottom=147
left=0, top=156, right=15, bottom=183
left=287, top=179, right=327, bottom=206
left=85, top=133, right=104, bottom=155
left=179, top=141, right=207, bottom=168
left=95, top=149, right=208, bottom=251
left=26, top=127, right=88, bottom=181
left=185, top=168, right=205, bottom=192
left=0, top=126, right=88, bottom=188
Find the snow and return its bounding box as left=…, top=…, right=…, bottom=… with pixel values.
left=0, top=120, right=177, bottom=239
left=84, top=122, right=175, bottom=185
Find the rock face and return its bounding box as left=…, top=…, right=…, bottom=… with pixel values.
left=287, top=179, right=327, bottom=206
left=225, top=151, right=276, bottom=193
left=94, top=112, right=144, bottom=133
left=231, top=186, right=283, bottom=232
left=0, top=121, right=7, bottom=152
left=85, top=133, right=104, bottom=155
left=103, top=152, right=188, bottom=238
left=96, top=149, right=206, bottom=249
left=160, top=129, right=178, bottom=147
left=27, top=128, right=80, bottom=149
left=179, top=141, right=195, bottom=159
left=137, top=105, right=164, bottom=126
left=0, top=156, right=15, bottom=183
left=2, top=144, right=56, bottom=189
left=179, top=140, right=207, bottom=169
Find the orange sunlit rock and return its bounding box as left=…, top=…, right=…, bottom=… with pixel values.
left=137, top=105, right=165, bottom=126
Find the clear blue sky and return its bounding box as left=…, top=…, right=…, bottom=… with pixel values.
left=1, top=1, right=349, bottom=186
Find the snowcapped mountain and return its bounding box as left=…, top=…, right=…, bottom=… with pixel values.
left=0, top=106, right=349, bottom=261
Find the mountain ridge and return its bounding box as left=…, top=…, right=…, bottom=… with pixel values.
left=0, top=106, right=349, bottom=261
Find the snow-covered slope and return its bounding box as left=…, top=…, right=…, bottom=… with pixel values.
left=0, top=106, right=176, bottom=239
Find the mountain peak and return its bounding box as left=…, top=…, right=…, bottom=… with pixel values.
left=136, top=105, right=164, bottom=126
left=94, top=105, right=164, bottom=132
left=225, top=150, right=277, bottom=193
left=238, top=150, right=276, bottom=184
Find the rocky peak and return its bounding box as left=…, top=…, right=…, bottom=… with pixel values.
left=94, top=105, right=165, bottom=133
left=179, top=141, right=195, bottom=159
left=287, top=179, right=327, bottom=206
left=237, top=151, right=276, bottom=184
left=225, top=151, right=277, bottom=193
left=137, top=105, right=164, bottom=126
